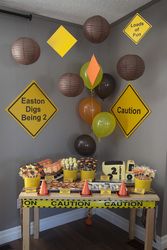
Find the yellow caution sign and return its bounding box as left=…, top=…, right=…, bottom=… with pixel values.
left=6, top=81, right=58, bottom=138
left=22, top=198, right=156, bottom=209
left=123, top=13, right=152, bottom=45
left=111, top=84, right=151, bottom=138
left=47, top=25, right=77, bottom=57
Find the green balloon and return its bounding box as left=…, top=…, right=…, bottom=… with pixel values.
left=80, top=62, right=103, bottom=90
left=92, top=112, right=116, bottom=138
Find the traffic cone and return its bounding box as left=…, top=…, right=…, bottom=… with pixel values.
left=85, top=209, right=93, bottom=226
left=118, top=180, right=128, bottom=196
left=81, top=180, right=91, bottom=196
left=39, top=180, right=48, bottom=195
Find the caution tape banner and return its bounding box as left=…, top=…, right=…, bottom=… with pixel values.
left=22, top=199, right=156, bottom=209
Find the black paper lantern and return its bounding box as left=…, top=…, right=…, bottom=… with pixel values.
left=83, top=15, right=110, bottom=43
left=117, top=55, right=145, bottom=80
left=58, top=73, right=84, bottom=97
left=74, top=134, right=96, bottom=156
left=11, top=37, right=40, bottom=65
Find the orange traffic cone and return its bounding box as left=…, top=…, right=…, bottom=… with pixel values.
left=39, top=180, right=48, bottom=195
left=118, top=180, right=128, bottom=196
left=81, top=180, right=91, bottom=196
left=85, top=208, right=93, bottom=226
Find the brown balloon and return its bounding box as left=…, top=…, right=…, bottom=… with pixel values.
left=79, top=97, right=102, bottom=126
left=58, top=73, right=84, bottom=97
left=95, top=73, right=116, bottom=99
left=11, top=37, right=40, bottom=65
left=74, top=134, right=96, bottom=156
left=83, top=15, right=110, bottom=43
left=117, top=54, right=145, bottom=80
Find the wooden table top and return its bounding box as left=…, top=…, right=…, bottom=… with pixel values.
left=19, top=191, right=160, bottom=201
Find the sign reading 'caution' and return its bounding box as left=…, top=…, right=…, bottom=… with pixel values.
left=111, top=84, right=151, bottom=138
left=123, top=13, right=152, bottom=45
left=6, top=81, right=58, bottom=138
left=22, top=198, right=156, bottom=209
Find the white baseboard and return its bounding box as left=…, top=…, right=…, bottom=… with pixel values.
left=96, top=209, right=166, bottom=250
left=161, top=234, right=167, bottom=250
left=0, top=208, right=166, bottom=250
left=0, top=208, right=87, bottom=246
left=0, top=226, right=21, bottom=246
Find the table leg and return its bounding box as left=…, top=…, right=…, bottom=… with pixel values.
left=145, top=208, right=155, bottom=250
left=23, top=207, right=30, bottom=250
left=33, top=207, right=39, bottom=239
left=129, top=208, right=136, bottom=240
left=20, top=207, right=23, bottom=238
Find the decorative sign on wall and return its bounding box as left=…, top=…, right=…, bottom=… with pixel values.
left=123, top=13, right=152, bottom=45
left=87, top=54, right=100, bottom=86
left=47, top=25, right=77, bottom=57
left=111, top=84, right=151, bottom=138
left=6, top=81, right=58, bottom=138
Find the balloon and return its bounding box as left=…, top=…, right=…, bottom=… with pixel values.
left=95, top=73, right=116, bottom=99
left=80, top=62, right=103, bottom=90
left=74, top=134, right=96, bottom=156
left=92, top=112, right=116, bottom=138
left=79, top=97, right=102, bottom=126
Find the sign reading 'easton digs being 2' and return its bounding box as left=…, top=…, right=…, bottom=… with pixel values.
left=6, top=81, right=58, bottom=138
left=111, top=84, right=151, bottom=138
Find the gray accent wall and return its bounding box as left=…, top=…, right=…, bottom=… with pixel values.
left=0, top=9, right=112, bottom=231
left=162, top=153, right=167, bottom=236
left=105, top=0, right=167, bottom=236
left=0, top=0, right=167, bottom=238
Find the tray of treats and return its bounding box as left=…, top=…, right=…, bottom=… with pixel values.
left=89, top=182, right=121, bottom=192
left=48, top=180, right=123, bottom=193
left=48, top=180, right=85, bottom=192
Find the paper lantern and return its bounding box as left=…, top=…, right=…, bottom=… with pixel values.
left=117, top=55, right=145, bottom=80
left=83, top=15, right=110, bottom=43
left=11, top=37, right=40, bottom=65
left=58, top=73, right=84, bottom=97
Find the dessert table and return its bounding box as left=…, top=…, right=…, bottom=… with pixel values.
left=19, top=191, right=159, bottom=250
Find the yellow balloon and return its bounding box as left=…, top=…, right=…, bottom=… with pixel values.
left=80, top=62, right=103, bottom=90
left=92, top=112, right=116, bottom=138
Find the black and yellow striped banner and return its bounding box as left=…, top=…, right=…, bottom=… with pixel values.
left=22, top=199, right=156, bottom=209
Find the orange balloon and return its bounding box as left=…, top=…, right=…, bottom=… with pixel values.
left=79, top=97, right=102, bottom=126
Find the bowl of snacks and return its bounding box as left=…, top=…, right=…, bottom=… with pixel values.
left=133, top=165, right=156, bottom=192
left=61, top=157, right=78, bottom=182
left=78, top=157, right=97, bottom=181
left=19, top=163, right=44, bottom=189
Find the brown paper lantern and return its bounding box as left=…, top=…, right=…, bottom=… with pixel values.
left=11, top=37, right=40, bottom=65
left=83, top=15, right=110, bottom=43
left=117, top=54, right=145, bottom=80
left=58, top=73, right=84, bottom=97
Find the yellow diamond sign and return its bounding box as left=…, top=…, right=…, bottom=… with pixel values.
left=47, top=25, right=77, bottom=57
left=6, top=81, right=58, bottom=138
left=111, top=84, right=151, bottom=138
left=123, top=13, right=152, bottom=45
